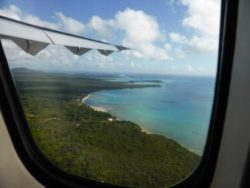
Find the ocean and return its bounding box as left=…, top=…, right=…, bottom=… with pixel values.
left=84, top=74, right=215, bottom=155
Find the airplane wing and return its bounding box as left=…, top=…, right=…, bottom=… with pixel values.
left=0, top=15, right=129, bottom=56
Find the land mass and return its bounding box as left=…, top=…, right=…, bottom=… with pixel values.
left=12, top=68, right=200, bottom=188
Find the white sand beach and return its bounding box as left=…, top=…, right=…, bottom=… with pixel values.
left=82, top=95, right=108, bottom=113
left=141, top=128, right=151, bottom=134
left=82, top=94, right=90, bottom=103
left=91, top=106, right=108, bottom=113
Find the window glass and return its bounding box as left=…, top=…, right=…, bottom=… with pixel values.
left=1, top=0, right=221, bottom=187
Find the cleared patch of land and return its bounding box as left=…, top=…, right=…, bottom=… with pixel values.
left=12, top=68, right=200, bottom=188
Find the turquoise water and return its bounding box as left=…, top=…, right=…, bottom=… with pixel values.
left=85, top=74, right=215, bottom=154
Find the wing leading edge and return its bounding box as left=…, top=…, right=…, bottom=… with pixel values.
left=0, top=16, right=129, bottom=56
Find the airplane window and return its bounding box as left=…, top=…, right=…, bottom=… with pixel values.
left=0, top=0, right=221, bottom=187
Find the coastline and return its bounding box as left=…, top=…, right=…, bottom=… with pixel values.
left=91, top=106, right=108, bottom=113
left=141, top=128, right=151, bottom=134
left=82, top=94, right=90, bottom=103
left=82, top=94, right=108, bottom=113
left=14, top=68, right=201, bottom=187
left=81, top=94, right=200, bottom=155
left=82, top=94, right=153, bottom=134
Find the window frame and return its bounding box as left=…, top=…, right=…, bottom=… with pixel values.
left=0, top=0, right=239, bottom=187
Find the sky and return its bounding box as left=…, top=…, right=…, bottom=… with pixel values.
left=0, top=0, right=221, bottom=75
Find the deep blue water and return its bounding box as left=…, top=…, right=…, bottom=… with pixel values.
left=84, top=74, right=215, bottom=154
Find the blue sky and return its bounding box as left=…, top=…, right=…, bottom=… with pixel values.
left=0, top=0, right=221, bottom=75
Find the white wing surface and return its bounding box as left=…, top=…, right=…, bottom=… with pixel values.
left=0, top=16, right=129, bottom=56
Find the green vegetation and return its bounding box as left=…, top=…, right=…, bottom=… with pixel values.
left=12, top=68, right=200, bottom=188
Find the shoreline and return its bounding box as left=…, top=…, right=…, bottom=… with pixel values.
left=141, top=128, right=151, bottom=134
left=81, top=94, right=200, bottom=156
left=82, top=94, right=108, bottom=113
left=82, top=94, right=90, bottom=103
left=82, top=95, right=152, bottom=133
left=91, top=106, right=108, bottom=113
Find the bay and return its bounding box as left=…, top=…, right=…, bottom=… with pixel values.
left=84, top=74, right=215, bottom=155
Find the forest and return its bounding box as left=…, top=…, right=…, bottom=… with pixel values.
left=12, top=68, right=200, bottom=188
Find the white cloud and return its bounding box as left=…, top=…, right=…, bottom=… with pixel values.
left=188, top=35, right=217, bottom=53
left=0, top=5, right=22, bottom=20
left=197, top=66, right=205, bottom=72
left=182, top=0, right=220, bottom=38
left=164, top=43, right=172, bottom=51
left=169, top=0, right=220, bottom=54
left=114, top=8, right=169, bottom=60
left=0, top=5, right=58, bottom=29
left=0, top=5, right=86, bottom=34
left=84, top=51, right=113, bottom=63
left=186, top=64, right=194, bottom=72
left=130, top=61, right=135, bottom=67
left=169, top=32, right=187, bottom=43
left=174, top=47, right=186, bottom=59
left=170, top=65, right=177, bottom=70
left=24, top=14, right=58, bottom=29
left=115, top=8, right=161, bottom=43
left=88, top=16, right=115, bottom=38
left=87, top=8, right=171, bottom=61
left=55, top=12, right=85, bottom=34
